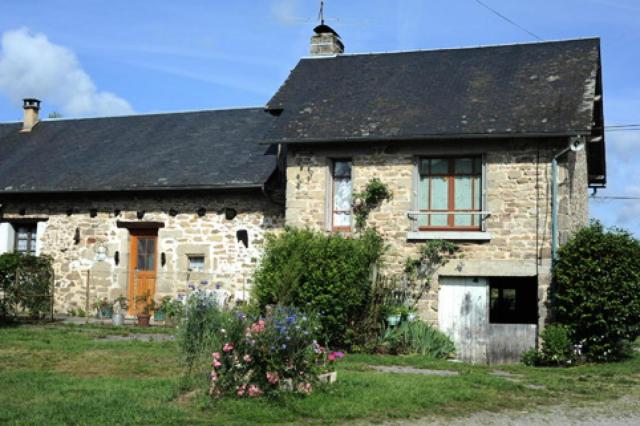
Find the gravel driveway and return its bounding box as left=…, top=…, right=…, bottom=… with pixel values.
left=385, top=395, right=640, bottom=425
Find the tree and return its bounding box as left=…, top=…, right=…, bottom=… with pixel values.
left=551, top=221, right=640, bottom=361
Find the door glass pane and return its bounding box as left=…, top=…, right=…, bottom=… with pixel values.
left=455, top=158, right=473, bottom=174
left=454, top=175, right=473, bottom=226
left=430, top=158, right=448, bottom=174
left=137, top=238, right=155, bottom=271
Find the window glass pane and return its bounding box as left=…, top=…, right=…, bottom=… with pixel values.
left=333, top=212, right=351, bottom=228
left=334, top=178, right=352, bottom=210
left=417, top=176, right=429, bottom=227
left=474, top=157, right=482, bottom=173
left=333, top=161, right=351, bottom=177
left=430, top=159, right=448, bottom=174
left=188, top=256, right=205, bottom=272
left=430, top=176, right=448, bottom=226
left=474, top=176, right=481, bottom=210
left=419, top=159, right=430, bottom=175
left=17, top=239, right=28, bottom=251
left=430, top=177, right=448, bottom=210
left=455, top=158, right=473, bottom=174
left=454, top=176, right=473, bottom=226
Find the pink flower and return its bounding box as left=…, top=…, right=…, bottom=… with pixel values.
left=210, top=371, right=218, bottom=381
left=243, top=354, right=252, bottom=363
left=328, top=351, right=345, bottom=361
left=223, top=343, right=234, bottom=352
left=266, top=371, right=279, bottom=385
left=212, top=360, right=222, bottom=368
left=236, top=384, right=247, bottom=397
left=248, top=384, right=263, bottom=397
left=250, top=319, right=266, bottom=334
left=212, top=352, right=221, bottom=360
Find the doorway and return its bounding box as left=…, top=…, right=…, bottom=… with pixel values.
left=128, top=229, right=158, bottom=315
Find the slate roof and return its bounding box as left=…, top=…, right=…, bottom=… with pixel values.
left=0, top=108, right=276, bottom=194
left=266, top=38, right=603, bottom=143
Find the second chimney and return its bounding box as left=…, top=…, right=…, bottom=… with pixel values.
left=310, top=24, right=344, bottom=57
left=21, top=98, right=41, bottom=133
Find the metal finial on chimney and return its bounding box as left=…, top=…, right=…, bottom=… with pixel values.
left=318, top=1, right=325, bottom=25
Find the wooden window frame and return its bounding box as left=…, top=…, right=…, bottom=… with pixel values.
left=418, top=156, right=483, bottom=231
left=13, top=223, right=37, bottom=255
left=331, top=159, right=353, bottom=232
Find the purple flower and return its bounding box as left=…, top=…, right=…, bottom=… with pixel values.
left=200, top=280, right=209, bottom=286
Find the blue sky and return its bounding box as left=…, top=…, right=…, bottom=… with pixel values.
left=0, top=0, right=638, bottom=235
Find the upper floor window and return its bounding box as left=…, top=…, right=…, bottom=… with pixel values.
left=14, top=224, right=37, bottom=255
left=418, top=157, right=482, bottom=230
left=332, top=159, right=352, bottom=231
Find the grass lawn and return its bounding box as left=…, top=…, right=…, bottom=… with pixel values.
left=1, top=323, right=639, bottom=425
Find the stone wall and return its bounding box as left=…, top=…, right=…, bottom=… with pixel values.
left=285, top=138, right=590, bottom=326
left=0, top=191, right=283, bottom=314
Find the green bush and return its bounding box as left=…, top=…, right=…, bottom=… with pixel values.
left=521, top=324, right=577, bottom=366
left=253, top=227, right=385, bottom=347
left=0, top=253, right=53, bottom=321
left=551, top=221, right=640, bottom=361
left=380, top=320, right=456, bottom=358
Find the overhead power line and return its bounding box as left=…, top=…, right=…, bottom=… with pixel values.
left=473, top=0, right=544, bottom=41
left=591, top=196, right=640, bottom=201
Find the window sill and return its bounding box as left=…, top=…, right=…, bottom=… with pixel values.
left=407, top=231, right=491, bottom=241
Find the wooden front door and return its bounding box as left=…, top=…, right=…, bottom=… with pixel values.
left=128, top=229, right=158, bottom=315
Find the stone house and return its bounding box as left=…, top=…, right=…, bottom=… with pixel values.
left=0, top=25, right=606, bottom=362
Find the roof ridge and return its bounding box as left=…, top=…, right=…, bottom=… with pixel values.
left=300, top=36, right=601, bottom=60
left=0, top=105, right=266, bottom=125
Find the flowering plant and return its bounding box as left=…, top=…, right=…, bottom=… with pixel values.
left=209, top=306, right=333, bottom=398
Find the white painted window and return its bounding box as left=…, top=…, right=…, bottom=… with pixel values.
left=187, top=255, right=205, bottom=272
left=0, top=223, right=15, bottom=254
left=331, top=159, right=352, bottom=231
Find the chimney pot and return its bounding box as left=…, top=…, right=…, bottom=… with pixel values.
left=21, top=98, right=41, bottom=133
left=310, top=24, right=344, bottom=57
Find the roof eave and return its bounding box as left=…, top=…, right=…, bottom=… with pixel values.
left=0, top=183, right=266, bottom=197
left=261, top=130, right=593, bottom=145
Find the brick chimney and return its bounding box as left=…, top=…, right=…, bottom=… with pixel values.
left=20, top=98, right=41, bottom=133
left=310, top=24, right=344, bottom=56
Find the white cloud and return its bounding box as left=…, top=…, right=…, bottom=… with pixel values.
left=270, top=0, right=307, bottom=25
left=0, top=28, right=133, bottom=117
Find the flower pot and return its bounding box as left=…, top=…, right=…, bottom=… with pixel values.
left=111, top=313, right=125, bottom=326
left=137, top=313, right=151, bottom=327
left=153, top=310, right=166, bottom=321
left=99, top=307, right=113, bottom=319
left=387, top=314, right=401, bottom=326
left=318, top=371, right=337, bottom=384
left=407, top=312, right=417, bottom=322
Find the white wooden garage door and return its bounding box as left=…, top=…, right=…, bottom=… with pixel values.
left=438, top=277, right=489, bottom=364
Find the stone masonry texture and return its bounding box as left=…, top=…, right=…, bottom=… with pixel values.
left=284, top=138, right=590, bottom=328
left=1, top=192, right=283, bottom=314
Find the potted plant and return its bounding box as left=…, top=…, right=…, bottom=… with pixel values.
left=111, top=295, right=128, bottom=326
left=386, top=306, right=403, bottom=327
left=134, top=291, right=155, bottom=327
left=155, top=296, right=184, bottom=326
left=93, top=297, right=113, bottom=319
